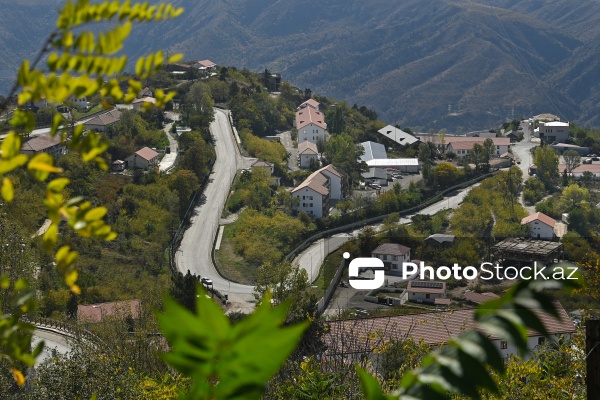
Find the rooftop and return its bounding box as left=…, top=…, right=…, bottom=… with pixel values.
left=298, top=99, right=320, bottom=110
left=366, top=158, right=419, bottom=168
left=78, top=300, right=141, bottom=324
left=521, top=212, right=556, bottom=228
left=407, top=280, right=446, bottom=294
left=85, top=109, right=122, bottom=127
left=372, top=243, right=410, bottom=256
left=298, top=141, right=318, bottom=155
left=360, top=141, right=387, bottom=161
left=134, top=146, right=159, bottom=161
left=296, top=107, right=326, bottom=130
left=377, top=125, right=419, bottom=146
left=325, top=301, right=574, bottom=355
left=21, top=135, right=62, bottom=152
left=464, top=291, right=500, bottom=304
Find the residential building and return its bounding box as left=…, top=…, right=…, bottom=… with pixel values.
left=298, top=141, right=319, bottom=168
left=126, top=147, right=160, bottom=170
left=21, top=135, right=67, bottom=159
left=571, top=164, right=600, bottom=178
left=539, top=121, right=570, bottom=144
left=533, top=113, right=560, bottom=122
left=521, top=212, right=556, bottom=240
left=194, top=59, right=217, bottom=71
left=362, top=168, right=389, bottom=186
left=324, top=301, right=575, bottom=362
left=84, top=109, right=122, bottom=132
left=377, top=125, right=419, bottom=146
left=291, top=164, right=346, bottom=217
left=67, top=95, right=90, bottom=109
left=297, top=98, right=320, bottom=111
left=425, top=234, right=456, bottom=247
left=296, top=106, right=326, bottom=144
left=132, top=96, right=156, bottom=111
left=551, top=143, right=590, bottom=156
left=78, top=300, right=141, bottom=325
left=406, top=280, right=447, bottom=304
left=372, top=243, right=411, bottom=275
left=445, top=137, right=510, bottom=159
left=251, top=160, right=275, bottom=175
left=111, top=159, right=125, bottom=172
left=318, top=164, right=347, bottom=200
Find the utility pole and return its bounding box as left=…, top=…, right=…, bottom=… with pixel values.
left=587, top=318, right=600, bottom=399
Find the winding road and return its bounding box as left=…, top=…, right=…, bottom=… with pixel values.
left=175, top=109, right=256, bottom=312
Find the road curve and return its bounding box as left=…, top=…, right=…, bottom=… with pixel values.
left=175, top=109, right=255, bottom=311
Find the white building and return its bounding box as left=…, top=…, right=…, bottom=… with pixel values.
left=521, top=212, right=556, bottom=240
left=444, top=137, right=510, bottom=159
left=292, top=164, right=346, bottom=218
left=126, top=147, right=160, bottom=170
left=539, top=121, right=569, bottom=144
left=372, top=243, right=411, bottom=275
left=377, top=125, right=419, bottom=147
left=298, top=141, right=319, bottom=168
left=296, top=106, right=326, bottom=144
left=365, top=158, right=420, bottom=173
left=132, top=97, right=156, bottom=111
left=194, top=59, right=217, bottom=71
left=571, top=164, right=600, bottom=178
left=406, top=280, right=447, bottom=304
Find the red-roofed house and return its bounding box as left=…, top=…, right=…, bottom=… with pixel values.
left=407, top=280, right=447, bottom=304
left=126, top=147, right=160, bottom=170
left=298, top=98, right=320, bottom=111
left=445, top=137, right=510, bottom=159
left=21, top=135, right=66, bottom=159
left=84, top=109, right=122, bottom=132
left=296, top=107, right=326, bottom=144
left=194, top=59, right=217, bottom=71
left=291, top=164, right=347, bottom=218
left=132, top=96, right=156, bottom=111
left=521, top=212, right=556, bottom=240
left=78, top=300, right=141, bottom=325
left=572, top=164, right=600, bottom=178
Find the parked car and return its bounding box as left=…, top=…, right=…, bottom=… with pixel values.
left=370, top=183, right=381, bottom=190
left=583, top=158, right=593, bottom=164
left=201, top=277, right=213, bottom=285
left=592, top=157, right=600, bottom=161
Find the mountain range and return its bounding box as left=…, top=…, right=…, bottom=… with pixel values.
left=2, top=0, right=600, bottom=131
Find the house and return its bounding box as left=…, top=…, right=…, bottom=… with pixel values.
left=84, top=109, right=122, bottom=132
left=318, top=164, right=347, bottom=200
left=266, top=73, right=282, bottom=92
left=297, top=98, right=320, bottom=111
left=78, top=299, right=141, bottom=325
left=323, top=301, right=575, bottom=362
left=132, top=97, right=156, bottom=111
left=533, top=113, right=561, bottom=122
left=137, top=87, right=153, bottom=99
left=372, top=243, right=411, bottom=275
left=362, top=168, right=389, bottom=186
left=298, top=141, right=319, bottom=168
left=194, top=59, right=217, bottom=71
left=291, top=164, right=347, bottom=217
left=295, top=106, right=326, bottom=144
left=377, top=125, right=419, bottom=147
left=126, top=147, right=160, bottom=170
left=445, top=137, right=511, bottom=159
left=521, top=212, right=556, bottom=240
left=425, top=234, right=456, bottom=247
left=67, top=95, right=90, bottom=109
left=464, top=291, right=500, bottom=305
left=111, top=159, right=125, bottom=172
left=407, top=280, right=447, bottom=304
left=538, top=121, right=570, bottom=144
left=21, top=135, right=67, bottom=159
left=571, top=164, right=600, bottom=178
left=292, top=171, right=329, bottom=218
left=250, top=160, right=275, bottom=175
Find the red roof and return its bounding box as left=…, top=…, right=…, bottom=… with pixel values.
left=464, top=291, right=500, bottom=304
left=78, top=300, right=141, bottom=324
left=296, top=107, right=325, bottom=130
left=21, top=135, right=62, bottom=152
left=573, top=164, right=600, bottom=174
left=298, top=141, right=318, bottom=155
left=298, top=99, right=320, bottom=110
left=521, top=212, right=556, bottom=228
left=372, top=243, right=410, bottom=256
left=135, top=147, right=159, bottom=161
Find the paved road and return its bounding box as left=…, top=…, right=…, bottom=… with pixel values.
left=31, top=329, right=73, bottom=367
left=158, top=112, right=180, bottom=172
left=175, top=109, right=255, bottom=313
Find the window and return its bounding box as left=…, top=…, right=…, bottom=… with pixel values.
left=538, top=337, right=545, bottom=345
left=382, top=255, right=387, bottom=261
left=309, top=196, right=313, bottom=200
left=392, top=255, right=398, bottom=261
left=500, top=341, right=507, bottom=349
left=425, top=294, right=430, bottom=299
left=309, top=203, right=313, bottom=207
left=303, top=196, right=305, bottom=200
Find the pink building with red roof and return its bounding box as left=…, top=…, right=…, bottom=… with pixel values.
left=126, top=147, right=160, bottom=170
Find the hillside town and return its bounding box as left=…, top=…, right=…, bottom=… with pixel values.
left=1, top=52, right=598, bottom=398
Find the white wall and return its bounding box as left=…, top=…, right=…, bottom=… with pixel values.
left=298, top=123, right=325, bottom=144
left=526, top=221, right=554, bottom=240
left=300, top=153, right=318, bottom=168
left=320, top=170, right=343, bottom=200
left=293, top=187, right=325, bottom=218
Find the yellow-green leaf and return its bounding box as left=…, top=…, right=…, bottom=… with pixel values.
left=2, top=177, right=14, bottom=202
left=84, top=206, right=107, bottom=221
left=47, top=178, right=70, bottom=193
left=1, top=131, right=22, bottom=159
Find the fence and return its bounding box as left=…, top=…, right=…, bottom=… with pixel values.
left=316, top=260, right=347, bottom=314
left=24, top=316, right=102, bottom=344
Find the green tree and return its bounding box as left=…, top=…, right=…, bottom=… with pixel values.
left=168, top=169, right=200, bottom=218
left=533, top=146, right=559, bottom=190
left=563, top=149, right=581, bottom=174
left=183, top=81, right=215, bottom=130
left=323, top=133, right=368, bottom=186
